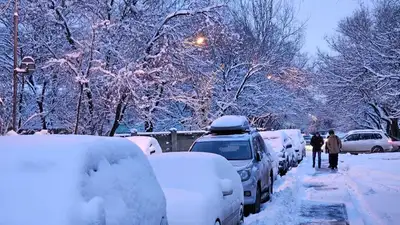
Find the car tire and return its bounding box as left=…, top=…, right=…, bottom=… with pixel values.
left=237, top=204, right=244, bottom=225
left=371, top=146, right=384, bottom=153
left=292, top=158, right=298, bottom=167
left=250, top=184, right=261, bottom=214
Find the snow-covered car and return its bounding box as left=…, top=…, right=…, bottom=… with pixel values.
left=282, top=129, right=306, bottom=163
left=259, top=131, right=295, bottom=175
left=149, top=152, right=244, bottom=225
left=190, top=115, right=274, bottom=214
left=263, top=141, right=279, bottom=180
left=0, top=135, right=168, bottom=225
left=126, top=136, right=163, bottom=155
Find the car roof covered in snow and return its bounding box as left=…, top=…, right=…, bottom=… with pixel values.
left=209, top=115, right=250, bottom=132
left=0, top=135, right=166, bottom=225
left=347, top=129, right=385, bottom=134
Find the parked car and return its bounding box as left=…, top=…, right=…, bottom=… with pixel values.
left=189, top=115, right=274, bottom=214
left=341, top=129, right=393, bottom=153
left=389, top=135, right=400, bottom=151
left=126, top=136, right=163, bottom=155
left=262, top=141, right=279, bottom=180
left=282, top=129, right=306, bottom=163
left=0, top=135, right=168, bottom=225
left=259, top=131, right=295, bottom=176
left=149, top=152, right=244, bottom=225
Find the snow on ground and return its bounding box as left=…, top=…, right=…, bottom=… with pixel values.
left=245, top=151, right=400, bottom=225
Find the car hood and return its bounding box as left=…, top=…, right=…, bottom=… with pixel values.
left=229, top=160, right=253, bottom=171
left=163, top=188, right=217, bottom=225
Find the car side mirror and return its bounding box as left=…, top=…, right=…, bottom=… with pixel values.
left=256, top=152, right=262, bottom=161
left=220, top=179, right=233, bottom=196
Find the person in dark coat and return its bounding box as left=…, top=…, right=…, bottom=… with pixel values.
left=310, top=132, right=324, bottom=168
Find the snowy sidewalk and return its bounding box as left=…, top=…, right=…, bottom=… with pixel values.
left=245, top=152, right=400, bottom=225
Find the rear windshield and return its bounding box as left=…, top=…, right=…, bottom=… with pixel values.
left=190, top=140, right=252, bottom=160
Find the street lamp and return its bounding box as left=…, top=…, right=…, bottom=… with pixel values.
left=195, top=36, right=206, bottom=46
left=12, top=0, right=35, bottom=131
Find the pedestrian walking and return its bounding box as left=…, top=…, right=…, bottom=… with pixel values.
left=310, top=132, right=324, bottom=168
left=325, top=130, right=342, bottom=170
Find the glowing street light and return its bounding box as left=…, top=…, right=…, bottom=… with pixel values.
left=195, top=36, right=206, bottom=46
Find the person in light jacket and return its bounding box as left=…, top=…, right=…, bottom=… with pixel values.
left=325, top=130, right=342, bottom=170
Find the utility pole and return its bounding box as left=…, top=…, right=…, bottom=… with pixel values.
left=12, top=0, right=19, bottom=131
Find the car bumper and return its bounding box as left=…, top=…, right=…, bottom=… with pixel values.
left=242, top=177, right=257, bottom=205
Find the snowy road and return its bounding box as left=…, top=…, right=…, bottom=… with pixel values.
left=245, top=151, right=400, bottom=225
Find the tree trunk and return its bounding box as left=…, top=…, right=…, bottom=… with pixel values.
left=74, top=84, right=84, bottom=134
left=38, top=81, right=48, bottom=130
left=390, top=118, right=399, bottom=138
left=144, top=120, right=154, bottom=132
left=109, top=93, right=128, bottom=136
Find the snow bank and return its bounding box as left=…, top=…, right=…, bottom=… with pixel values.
left=0, top=135, right=166, bottom=225
left=5, top=130, right=18, bottom=136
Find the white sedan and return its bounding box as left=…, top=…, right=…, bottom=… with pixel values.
left=126, top=136, right=163, bottom=155
left=149, top=152, right=244, bottom=225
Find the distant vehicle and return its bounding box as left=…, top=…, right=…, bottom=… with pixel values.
left=149, top=152, right=244, bottom=225
left=341, top=129, right=393, bottom=153
left=0, top=135, right=168, bottom=225
left=282, top=129, right=306, bottom=163
left=303, top=134, right=312, bottom=145
left=126, top=136, right=163, bottom=155
left=259, top=130, right=295, bottom=176
left=189, top=115, right=274, bottom=214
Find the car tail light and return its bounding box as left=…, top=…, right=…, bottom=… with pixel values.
left=388, top=138, right=393, bottom=143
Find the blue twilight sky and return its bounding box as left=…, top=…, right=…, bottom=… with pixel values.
left=296, top=0, right=373, bottom=55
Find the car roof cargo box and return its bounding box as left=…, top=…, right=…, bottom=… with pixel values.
left=209, top=115, right=251, bottom=134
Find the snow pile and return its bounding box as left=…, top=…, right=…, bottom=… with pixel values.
left=149, top=152, right=243, bottom=225
left=0, top=135, right=166, bottom=225
left=245, top=167, right=302, bottom=225
left=126, top=136, right=163, bottom=155
left=5, top=130, right=18, bottom=136
left=33, top=130, right=50, bottom=135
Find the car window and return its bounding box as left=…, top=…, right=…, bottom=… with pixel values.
left=360, top=133, right=374, bottom=140
left=373, top=133, right=383, bottom=139
left=346, top=134, right=360, bottom=141
left=257, top=136, right=267, bottom=154
left=191, top=140, right=252, bottom=160
left=252, top=137, right=263, bottom=159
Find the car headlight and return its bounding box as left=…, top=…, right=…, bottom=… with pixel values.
left=238, top=169, right=251, bottom=181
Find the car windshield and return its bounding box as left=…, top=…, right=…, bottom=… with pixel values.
left=190, top=140, right=252, bottom=160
